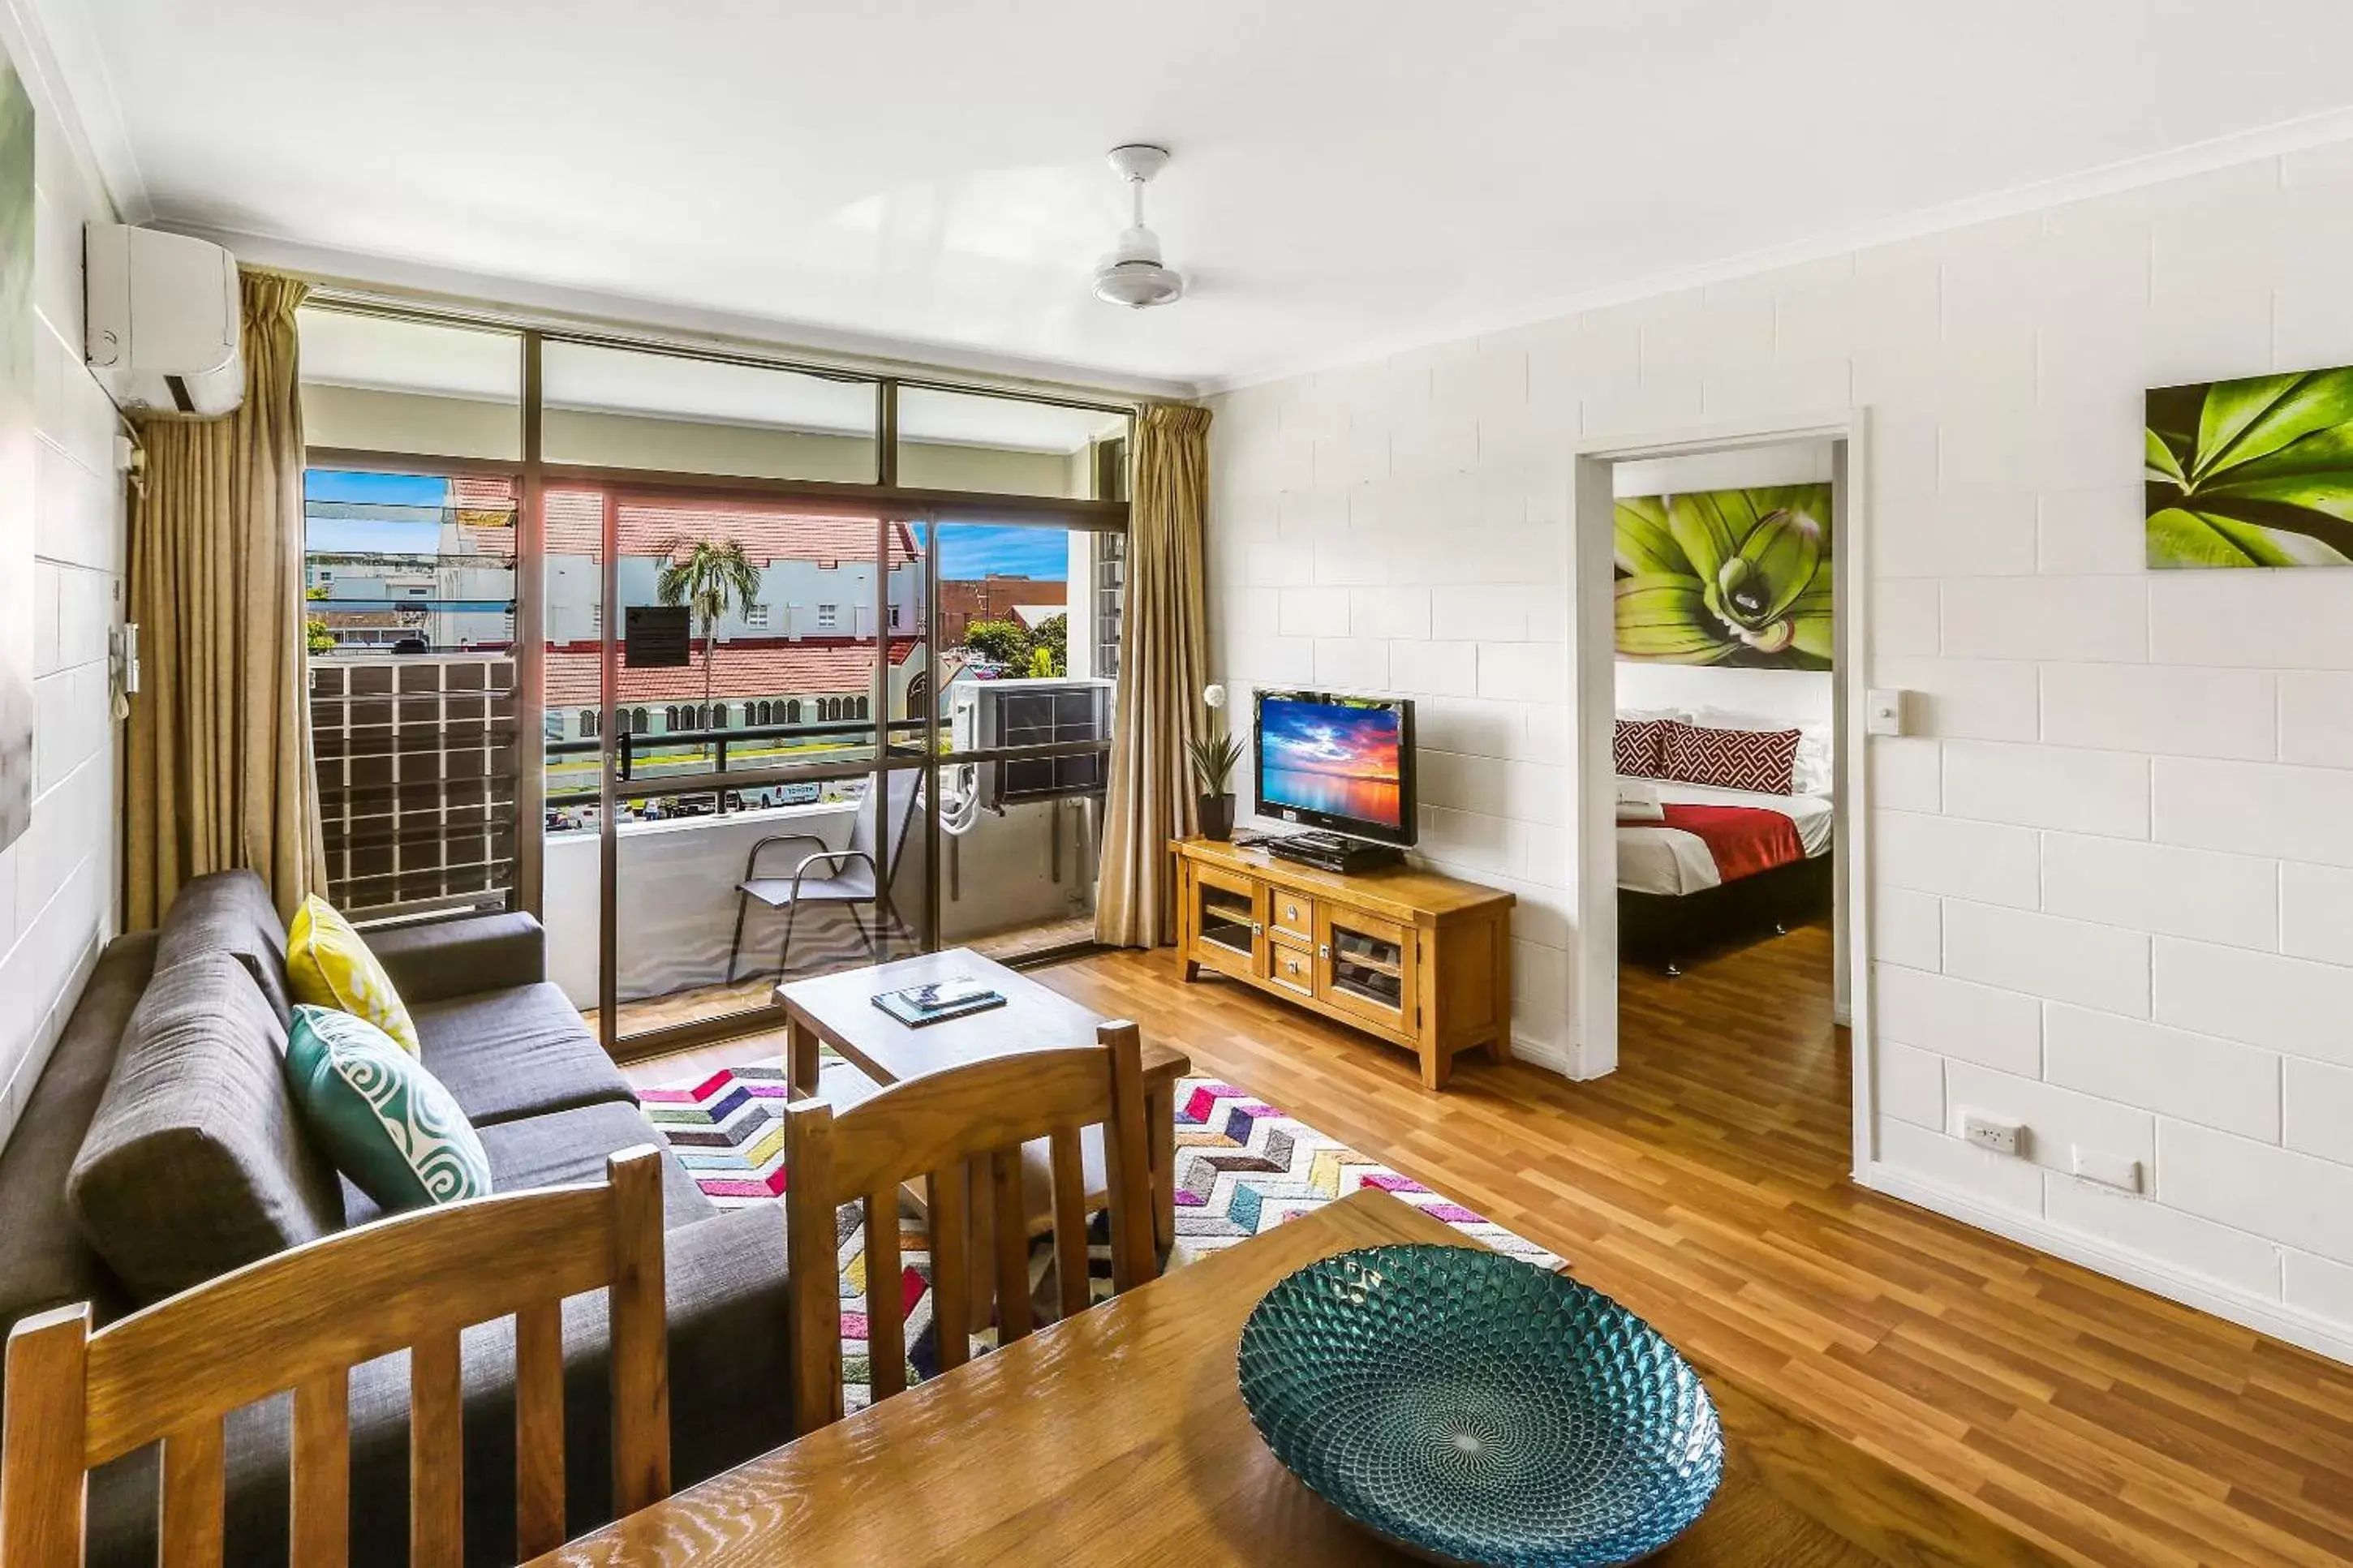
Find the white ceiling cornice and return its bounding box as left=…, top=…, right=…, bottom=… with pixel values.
left=19, top=0, right=148, bottom=221
left=173, top=222, right=1199, bottom=405
left=1195, top=98, right=2353, bottom=397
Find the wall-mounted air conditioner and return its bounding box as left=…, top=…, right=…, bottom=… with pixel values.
left=949, top=677, right=1112, bottom=809
left=84, top=225, right=244, bottom=418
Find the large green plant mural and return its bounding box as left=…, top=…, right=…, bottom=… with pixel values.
left=2146, top=369, right=2353, bottom=568
left=1614, top=484, right=1831, bottom=669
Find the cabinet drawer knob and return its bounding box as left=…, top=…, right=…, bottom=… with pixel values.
left=1251, top=921, right=1263, bottom=935
left=1318, top=944, right=1330, bottom=960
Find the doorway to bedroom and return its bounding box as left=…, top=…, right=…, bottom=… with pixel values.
left=1572, top=420, right=1863, bottom=1164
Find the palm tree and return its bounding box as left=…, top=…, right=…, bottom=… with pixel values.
left=655, top=538, right=764, bottom=716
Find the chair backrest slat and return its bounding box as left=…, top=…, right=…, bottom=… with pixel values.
left=512, top=1301, right=566, bottom=1562
left=409, top=1328, right=466, bottom=1568
left=607, top=1153, right=671, bottom=1520
left=1048, top=1128, right=1090, bottom=1321
left=784, top=1021, right=1156, bottom=1436
left=865, top=1187, right=906, bottom=1404
left=290, top=1371, right=351, bottom=1568
left=0, top=1306, right=90, bottom=1568
left=784, top=1106, right=845, bottom=1437
left=159, top=1420, right=225, bottom=1567
left=988, top=1147, right=1035, bottom=1346
left=926, top=1164, right=972, bottom=1378
left=1103, top=1030, right=1155, bottom=1295
left=0, top=1147, right=673, bottom=1568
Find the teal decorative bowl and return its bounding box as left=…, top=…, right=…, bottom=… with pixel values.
left=1237, top=1245, right=1723, bottom=1566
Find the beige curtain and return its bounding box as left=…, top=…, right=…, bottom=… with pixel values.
left=126, top=269, right=326, bottom=929
left=1095, top=403, right=1212, bottom=947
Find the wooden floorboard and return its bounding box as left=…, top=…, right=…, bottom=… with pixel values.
left=626, top=923, right=2349, bottom=1567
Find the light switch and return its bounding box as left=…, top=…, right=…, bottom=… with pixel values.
left=1864, top=688, right=1906, bottom=737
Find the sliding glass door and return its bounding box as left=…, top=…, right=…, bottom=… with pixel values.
left=295, top=300, right=1133, bottom=1060
left=548, top=483, right=930, bottom=1050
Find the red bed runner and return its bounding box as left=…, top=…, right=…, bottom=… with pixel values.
left=1656, top=803, right=1804, bottom=885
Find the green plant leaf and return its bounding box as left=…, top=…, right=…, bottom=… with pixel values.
left=1765, top=485, right=1835, bottom=558
left=2196, top=421, right=2353, bottom=520
left=2146, top=505, right=2349, bottom=569
left=1615, top=575, right=1733, bottom=662
left=1665, top=493, right=1740, bottom=582
left=2144, top=427, right=2188, bottom=488
left=1789, top=608, right=1834, bottom=662
left=2190, top=369, right=2353, bottom=484
left=1731, top=508, right=1824, bottom=621
left=1614, top=496, right=1686, bottom=576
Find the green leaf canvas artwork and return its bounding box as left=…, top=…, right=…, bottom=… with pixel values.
left=2146, top=369, right=2353, bottom=568
left=1614, top=483, right=1832, bottom=670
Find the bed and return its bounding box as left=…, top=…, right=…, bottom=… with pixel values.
left=1616, top=778, right=1835, bottom=973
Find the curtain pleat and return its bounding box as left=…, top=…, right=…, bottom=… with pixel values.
left=1095, top=403, right=1211, bottom=947
left=126, top=269, right=326, bottom=928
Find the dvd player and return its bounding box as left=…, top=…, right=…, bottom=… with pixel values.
left=1260, top=830, right=1404, bottom=875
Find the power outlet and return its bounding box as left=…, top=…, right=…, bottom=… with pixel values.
left=1960, top=1110, right=2022, bottom=1156
left=2071, top=1146, right=2143, bottom=1193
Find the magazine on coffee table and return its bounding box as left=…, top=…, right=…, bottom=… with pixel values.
left=871, top=976, right=1007, bottom=1028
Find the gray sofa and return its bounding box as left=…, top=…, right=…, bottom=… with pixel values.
left=0, top=871, right=798, bottom=1566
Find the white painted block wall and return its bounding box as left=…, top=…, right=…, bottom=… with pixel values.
left=0, top=11, right=124, bottom=1151
left=1207, top=147, right=2353, bottom=1359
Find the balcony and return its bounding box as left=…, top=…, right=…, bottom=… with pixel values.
left=313, top=653, right=1101, bottom=1040
left=548, top=787, right=1099, bottom=1033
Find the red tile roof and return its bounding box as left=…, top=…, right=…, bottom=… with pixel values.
left=543, top=637, right=922, bottom=705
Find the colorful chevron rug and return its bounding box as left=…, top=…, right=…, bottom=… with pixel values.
left=637, top=1064, right=1564, bottom=1407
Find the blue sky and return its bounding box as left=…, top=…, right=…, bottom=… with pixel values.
left=918, top=522, right=1069, bottom=582
left=305, top=470, right=450, bottom=554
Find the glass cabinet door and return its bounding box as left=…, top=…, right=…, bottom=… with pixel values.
left=1189, top=864, right=1264, bottom=982
left=1316, top=907, right=1413, bottom=1031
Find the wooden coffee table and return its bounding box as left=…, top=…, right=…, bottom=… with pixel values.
left=775, top=949, right=1193, bottom=1322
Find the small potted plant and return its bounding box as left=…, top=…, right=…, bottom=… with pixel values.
left=1189, top=683, right=1241, bottom=841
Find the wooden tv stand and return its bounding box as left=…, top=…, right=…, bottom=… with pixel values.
left=1171, top=837, right=1515, bottom=1090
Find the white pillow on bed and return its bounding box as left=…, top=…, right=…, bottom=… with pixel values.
left=1692, top=706, right=1834, bottom=795
left=1614, top=776, right=1665, bottom=823
left=1617, top=705, right=1688, bottom=722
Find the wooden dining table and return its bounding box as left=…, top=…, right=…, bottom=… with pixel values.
left=538, top=1189, right=2063, bottom=1566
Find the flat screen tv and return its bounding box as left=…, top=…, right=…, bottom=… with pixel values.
left=1253, top=689, right=1417, bottom=846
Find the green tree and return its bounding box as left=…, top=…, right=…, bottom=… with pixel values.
left=304, top=582, right=334, bottom=655
left=961, top=617, right=1033, bottom=670
left=656, top=538, right=764, bottom=713
left=1030, top=612, right=1068, bottom=676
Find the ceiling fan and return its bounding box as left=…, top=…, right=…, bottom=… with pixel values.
left=1093, top=144, right=1185, bottom=310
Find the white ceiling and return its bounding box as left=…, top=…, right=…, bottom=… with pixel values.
left=41, top=0, right=2353, bottom=393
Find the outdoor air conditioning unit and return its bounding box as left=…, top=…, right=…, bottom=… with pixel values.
left=950, top=677, right=1113, bottom=810
left=84, top=225, right=244, bottom=417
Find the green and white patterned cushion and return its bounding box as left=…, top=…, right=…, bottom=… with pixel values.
left=283, top=1004, right=492, bottom=1214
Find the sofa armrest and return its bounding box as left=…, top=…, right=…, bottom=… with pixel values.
left=364, top=912, right=546, bottom=1004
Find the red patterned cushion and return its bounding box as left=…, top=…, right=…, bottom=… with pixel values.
left=1614, top=719, right=1667, bottom=777
left=1658, top=721, right=1801, bottom=794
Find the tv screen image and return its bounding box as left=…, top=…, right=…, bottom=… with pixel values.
left=1255, top=692, right=1414, bottom=843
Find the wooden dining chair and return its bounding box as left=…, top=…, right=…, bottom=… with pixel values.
left=783, top=1020, right=1155, bottom=1436
left=1, top=1146, right=672, bottom=1568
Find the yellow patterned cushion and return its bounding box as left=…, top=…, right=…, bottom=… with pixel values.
left=285, top=896, right=419, bottom=1055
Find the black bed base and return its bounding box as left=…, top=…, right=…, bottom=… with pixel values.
left=1619, top=853, right=1833, bottom=976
